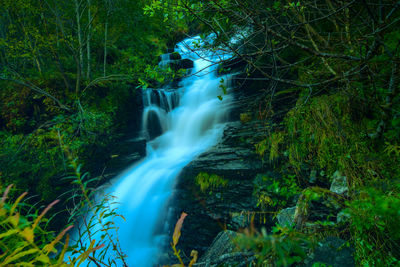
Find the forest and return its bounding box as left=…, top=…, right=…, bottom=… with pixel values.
left=0, top=0, right=399, bottom=266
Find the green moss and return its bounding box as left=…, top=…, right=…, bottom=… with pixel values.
left=195, top=172, right=228, bottom=193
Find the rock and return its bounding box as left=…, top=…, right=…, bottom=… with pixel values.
left=277, top=206, right=296, bottom=227
left=179, top=58, right=194, bottom=69
left=231, top=213, right=251, bottom=229
left=195, top=231, right=255, bottom=267
left=304, top=236, right=355, bottom=267
left=198, top=231, right=238, bottom=262
left=167, top=120, right=266, bottom=256
left=293, top=187, right=345, bottom=231
left=164, top=59, right=194, bottom=71
left=158, top=52, right=182, bottom=62
left=170, top=52, right=182, bottom=60
left=330, top=170, right=348, bottom=195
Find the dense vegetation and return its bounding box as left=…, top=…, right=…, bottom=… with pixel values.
left=1, top=0, right=400, bottom=266
left=0, top=0, right=186, bottom=200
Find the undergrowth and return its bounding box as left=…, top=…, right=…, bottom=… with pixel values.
left=252, top=89, right=400, bottom=266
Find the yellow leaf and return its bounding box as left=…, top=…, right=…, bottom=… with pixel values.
left=9, top=213, right=20, bottom=227
left=57, top=234, right=70, bottom=264
left=172, top=212, right=187, bottom=246
left=20, top=227, right=34, bottom=243
left=33, top=199, right=59, bottom=230
left=188, top=250, right=198, bottom=267
left=10, top=192, right=28, bottom=215
left=43, top=225, right=73, bottom=255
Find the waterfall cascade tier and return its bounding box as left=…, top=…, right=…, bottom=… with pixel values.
left=77, top=36, right=234, bottom=266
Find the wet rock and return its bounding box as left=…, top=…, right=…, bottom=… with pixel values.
left=170, top=52, right=182, bottom=60
left=277, top=206, right=296, bottom=227
left=158, top=52, right=182, bottom=62
left=195, top=231, right=255, bottom=267
left=167, top=120, right=266, bottom=256
left=293, top=187, right=345, bottom=231
left=330, top=170, right=348, bottom=195
left=304, top=236, right=355, bottom=267
left=231, top=213, right=251, bottom=229
left=164, top=59, right=194, bottom=71
left=179, top=58, right=194, bottom=69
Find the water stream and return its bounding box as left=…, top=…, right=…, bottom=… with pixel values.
left=79, top=36, right=233, bottom=266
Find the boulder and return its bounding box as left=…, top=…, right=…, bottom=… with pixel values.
left=170, top=52, right=182, bottom=60
left=293, top=187, right=345, bottom=231
left=164, top=59, right=194, bottom=71
left=195, top=231, right=255, bottom=267
left=277, top=206, right=296, bottom=227
left=179, top=58, right=194, bottom=69
left=231, top=212, right=251, bottom=229
left=330, top=170, right=348, bottom=195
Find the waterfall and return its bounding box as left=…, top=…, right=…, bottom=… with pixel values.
left=76, top=36, right=233, bottom=266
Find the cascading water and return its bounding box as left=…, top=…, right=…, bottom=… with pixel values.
left=77, top=36, right=233, bottom=266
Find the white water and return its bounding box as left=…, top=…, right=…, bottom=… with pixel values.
left=76, top=36, right=233, bottom=266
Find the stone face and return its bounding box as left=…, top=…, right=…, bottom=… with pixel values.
left=231, top=213, right=251, bottom=229
left=291, top=187, right=345, bottom=231
left=198, top=230, right=238, bottom=263
left=164, top=59, right=194, bottom=71
left=179, top=58, right=194, bottom=69
left=195, top=231, right=254, bottom=267
left=170, top=52, right=182, bottom=60
left=330, top=170, right=348, bottom=195
left=277, top=206, right=296, bottom=227
left=304, top=236, right=355, bottom=267
left=166, top=120, right=267, bottom=258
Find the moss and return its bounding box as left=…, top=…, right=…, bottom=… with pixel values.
left=195, top=172, right=228, bottom=193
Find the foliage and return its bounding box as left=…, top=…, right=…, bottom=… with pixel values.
left=0, top=184, right=98, bottom=266
left=64, top=159, right=128, bottom=266
left=166, top=212, right=198, bottom=267
left=255, top=131, right=285, bottom=163
left=253, top=173, right=300, bottom=211
left=167, top=0, right=400, bottom=265
left=0, top=0, right=183, bottom=205
left=237, top=226, right=313, bottom=267
left=347, top=187, right=400, bottom=266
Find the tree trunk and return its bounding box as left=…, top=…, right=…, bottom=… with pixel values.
left=74, top=0, right=84, bottom=76
left=87, top=0, right=91, bottom=80
left=103, top=16, right=108, bottom=77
